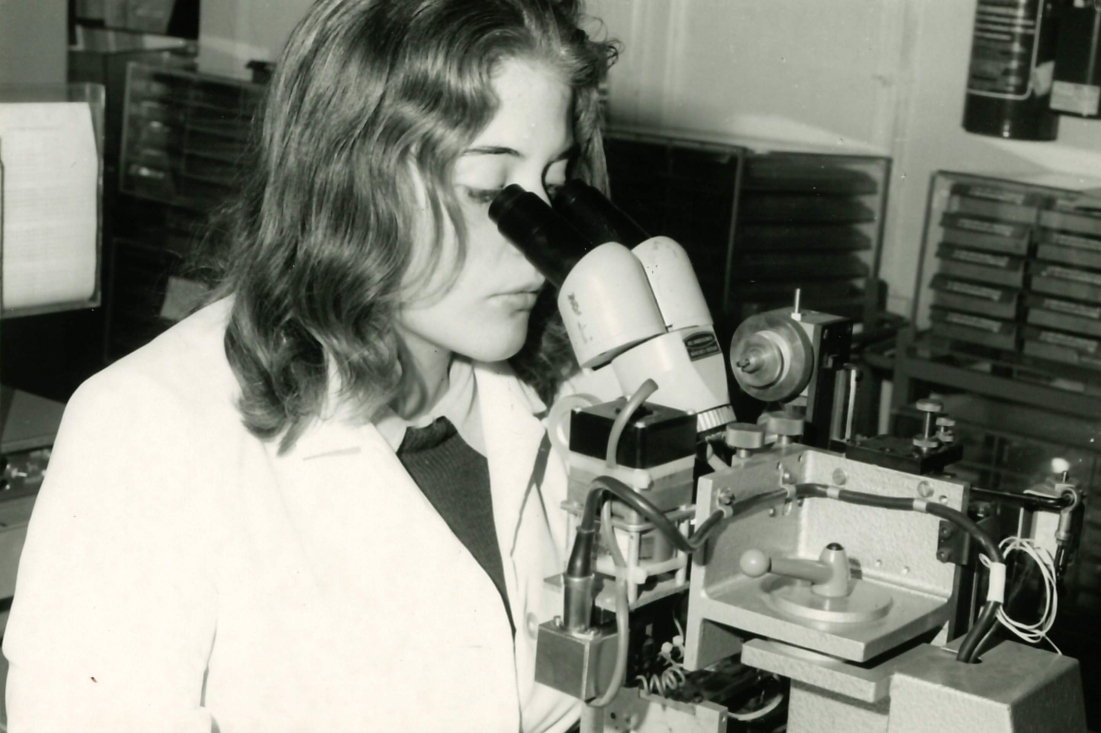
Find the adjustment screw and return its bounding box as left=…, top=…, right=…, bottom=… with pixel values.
left=913, top=435, right=939, bottom=452
left=916, top=399, right=943, bottom=440
left=917, top=481, right=933, bottom=498
left=725, top=423, right=766, bottom=451
left=832, top=468, right=847, bottom=486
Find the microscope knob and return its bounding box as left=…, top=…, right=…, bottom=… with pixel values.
left=739, top=545, right=851, bottom=598
left=740, top=549, right=771, bottom=578
left=725, top=422, right=766, bottom=450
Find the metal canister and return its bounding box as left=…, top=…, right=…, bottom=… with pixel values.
left=962, top=0, right=1060, bottom=140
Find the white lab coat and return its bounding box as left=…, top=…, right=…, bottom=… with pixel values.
left=2, top=299, right=581, bottom=732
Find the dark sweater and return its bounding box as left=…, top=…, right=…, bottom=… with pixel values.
left=396, top=416, right=514, bottom=634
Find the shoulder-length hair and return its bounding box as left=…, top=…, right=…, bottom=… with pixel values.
left=205, top=0, right=618, bottom=451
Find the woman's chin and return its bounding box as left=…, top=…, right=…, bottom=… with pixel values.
left=461, top=325, right=530, bottom=364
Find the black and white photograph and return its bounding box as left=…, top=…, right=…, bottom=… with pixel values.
left=0, top=1, right=1098, bottom=731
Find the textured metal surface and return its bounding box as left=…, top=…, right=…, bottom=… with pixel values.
left=798, top=450, right=965, bottom=595
left=788, top=681, right=889, bottom=733
left=886, top=641, right=1087, bottom=733
left=685, top=445, right=966, bottom=668
left=534, top=620, right=619, bottom=701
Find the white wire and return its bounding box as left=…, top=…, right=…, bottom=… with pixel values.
left=980, top=536, right=1062, bottom=655
left=730, top=688, right=784, bottom=722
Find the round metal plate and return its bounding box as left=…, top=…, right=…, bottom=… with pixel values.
left=729, top=310, right=814, bottom=402
left=765, top=578, right=894, bottom=625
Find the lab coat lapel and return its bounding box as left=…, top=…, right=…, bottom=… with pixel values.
left=475, top=361, right=548, bottom=560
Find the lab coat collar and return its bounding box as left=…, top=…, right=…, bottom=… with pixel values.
left=474, top=361, right=552, bottom=557
left=371, top=357, right=480, bottom=453
left=286, top=359, right=547, bottom=466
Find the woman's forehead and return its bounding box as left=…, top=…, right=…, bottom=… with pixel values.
left=464, top=60, right=573, bottom=157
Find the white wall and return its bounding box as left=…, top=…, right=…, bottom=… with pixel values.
left=588, top=0, right=1101, bottom=318
left=198, top=0, right=313, bottom=79
left=592, top=0, right=906, bottom=150
left=0, top=0, right=67, bottom=85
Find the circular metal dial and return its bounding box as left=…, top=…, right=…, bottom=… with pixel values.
left=729, top=311, right=814, bottom=403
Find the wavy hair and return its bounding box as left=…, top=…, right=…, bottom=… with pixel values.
left=203, top=0, right=618, bottom=451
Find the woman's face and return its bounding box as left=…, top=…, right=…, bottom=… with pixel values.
left=397, top=58, right=575, bottom=371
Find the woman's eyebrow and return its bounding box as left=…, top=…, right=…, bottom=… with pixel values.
left=463, top=145, right=521, bottom=157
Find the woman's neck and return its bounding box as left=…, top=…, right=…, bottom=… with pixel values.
left=393, top=333, right=452, bottom=422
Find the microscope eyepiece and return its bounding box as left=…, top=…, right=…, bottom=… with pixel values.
left=551, top=180, right=649, bottom=249
left=489, top=184, right=593, bottom=288
left=486, top=184, right=526, bottom=224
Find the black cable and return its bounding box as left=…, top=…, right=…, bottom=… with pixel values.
left=566, top=475, right=727, bottom=579
left=925, top=502, right=1002, bottom=564
left=958, top=600, right=1000, bottom=663
left=836, top=490, right=914, bottom=510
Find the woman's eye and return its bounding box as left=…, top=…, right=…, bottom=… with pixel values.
left=464, top=186, right=504, bottom=205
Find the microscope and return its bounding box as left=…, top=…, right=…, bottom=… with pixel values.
left=490, top=182, right=1089, bottom=733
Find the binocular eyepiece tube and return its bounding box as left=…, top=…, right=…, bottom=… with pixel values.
left=488, top=180, right=650, bottom=286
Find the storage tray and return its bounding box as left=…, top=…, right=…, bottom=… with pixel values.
left=930, top=307, right=1018, bottom=351
left=936, top=244, right=1026, bottom=288
left=1022, top=325, right=1101, bottom=371
left=1029, top=261, right=1101, bottom=304
left=930, top=274, right=1020, bottom=320
left=939, top=213, right=1032, bottom=255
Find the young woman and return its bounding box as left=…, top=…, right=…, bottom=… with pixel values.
left=2, top=1, right=616, bottom=731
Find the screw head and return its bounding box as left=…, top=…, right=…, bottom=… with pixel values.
left=917, top=481, right=933, bottom=498
left=832, top=468, right=848, bottom=486
left=937, top=549, right=951, bottom=562
left=716, top=487, right=737, bottom=506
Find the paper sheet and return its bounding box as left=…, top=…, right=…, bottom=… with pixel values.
left=0, top=101, right=99, bottom=312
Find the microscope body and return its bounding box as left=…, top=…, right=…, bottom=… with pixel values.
left=490, top=182, right=1087, bottom=733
